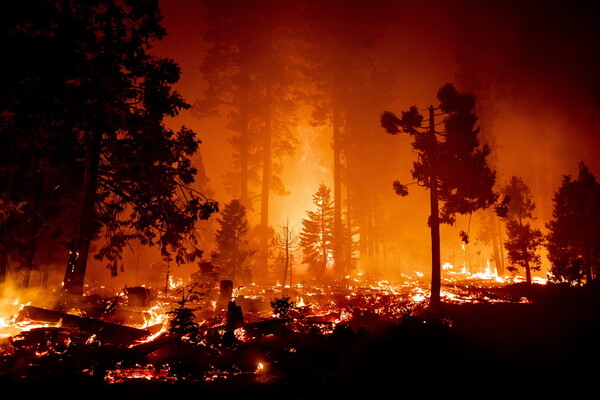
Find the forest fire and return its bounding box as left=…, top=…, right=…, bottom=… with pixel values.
left=0, top=270, right=539, bottom=386
left=2, top=0, right=600, bottom=396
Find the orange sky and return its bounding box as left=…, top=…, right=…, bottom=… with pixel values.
left=93, top=0, right=600, bottom=285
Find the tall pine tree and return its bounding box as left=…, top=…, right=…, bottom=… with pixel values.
left=300, top=184, right=335, bottom=278
left=1, top=1, right=219, bottom=295
left=500, top=176, right=544, bottom=284
left=214, top=199, right=252, bottom=284
left=381, top=83, right=497, bottom=311
left=546, top=162, right=600, bottom=285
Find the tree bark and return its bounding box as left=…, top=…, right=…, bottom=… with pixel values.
left=428, top=106, right=442, bottom=313
left=239, top=60, right=251, bottom=210
left=332, top=103, right=345, bottom=278
left=490, top=212, right=503, bottom=277
left=258, top=82, right=272, bottom=283
left=63, top=131, right=101, bottom=295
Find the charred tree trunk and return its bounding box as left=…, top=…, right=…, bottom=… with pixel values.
left=239, top=67, right=250, bottom=210
left=428, top=106, right=442, bottom=312
left=63, top=131, right=101, bottom=295
left=320, top=207, right=327, bottom=277
left=344, top=114, right=352, bottom=277
left=490, top=213, right=503, bottom=277
left=259, top=82, right=272, bottom=283
left=332, top=104, right=345, bottom=279
left=367, top=206, right=375, bottom=274
left=498, top=218, right=506, bottom=273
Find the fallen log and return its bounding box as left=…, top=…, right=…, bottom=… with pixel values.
left=18, top=306, right=151, bottom=345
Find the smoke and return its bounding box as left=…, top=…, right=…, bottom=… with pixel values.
left=148, top=0, right=599, bottom=281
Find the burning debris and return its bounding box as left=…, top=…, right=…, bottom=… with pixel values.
left=0, top=272, right=541, bottom=389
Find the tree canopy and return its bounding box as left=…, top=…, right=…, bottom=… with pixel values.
left=300, top=184, right=335, bottom=278
left=546, top=162, right=600, bottom=285
left=0, top=0, right=218, bottom=293
left=381, top=83, right=497, bottom=309
left=214, top=199, right=252, bottom=283
left=500, top=176, right=543, bottom=284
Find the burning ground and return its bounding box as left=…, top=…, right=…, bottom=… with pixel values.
left=1, top=274, right=599, bottom=398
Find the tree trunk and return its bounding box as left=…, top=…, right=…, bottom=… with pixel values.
left=428, top=106, right=442, bottom=313
left=490, top=212, right=503, bottom=277
left=498, top=218, right=506, bottom=273
left=332, top=103, right=345, bottom=278
left=259, top=82, right=272, bottom=283
left=239, top=67, right=250, bottom=210
left=344, top=113, right=352, bottom=277
left=0, top=250, right=7, bottom=296
left=367, top=207, right=375, bottom=274
left=63, top=131, right=101, bottom=295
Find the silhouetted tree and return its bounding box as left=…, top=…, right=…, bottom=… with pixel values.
left=500, top=176, right=543, bottom=284
left=214, top=199, right=252, bottom=283
left=300, top=184, right=335, bottom=278
left=273, top=218, right=299, bottom=286
left=381, top=83, right=497, bottom=310
left=476, top=209, right=505, bottom=277
left=1, top=1, right=218, bottom=295
left=546, top=162, right=600, bottom=285
left=198, top=0, right=300, bottom=282
left=302, top=1, right=391, bottom=279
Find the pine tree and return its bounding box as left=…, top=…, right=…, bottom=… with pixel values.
left=546, top=163, right=600, bottom=285
left=499, top=176, right=543, bottom=284
left=214, top=199, right=252, bottom=283
left=381, top=83, right=497, bottom=310
left=1, top=1, right=218, bottom=294
left=273, top=218, right=299, bottom=286
left=300, top=184, right=335, bottom=278
left=198, top=0, right=300, bottom=282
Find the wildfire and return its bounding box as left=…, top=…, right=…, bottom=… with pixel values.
left=0, top=267, right=547, bottom=386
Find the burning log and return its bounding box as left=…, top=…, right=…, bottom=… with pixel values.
left=123, top=286, right=152, bottom=307
left=18, top=306, right=151, bottom=345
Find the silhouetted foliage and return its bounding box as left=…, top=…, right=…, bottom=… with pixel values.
left=381, top=83, right=497, bottom=308
left=546, top=163, right=600, bottom=285
left=214, top=199, right=252, bottom=283
left=168, top=283, right=203, bottom=342
left=500, top=177, right=543, bottom=284
left=273, top=218, right=299, bottom=286
left=381, top=84, right=497, bottom=223
left=1, top=1, right=218, bottom=293
left=270, top=294, right=296, bottom=319
left=300, top=184, right=335, bottom=278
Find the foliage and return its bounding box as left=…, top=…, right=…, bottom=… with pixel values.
left=167, top=283, right=204, bottom=342
left=500, top=176, right=543, bottom=282
left=1, top=1, right=218, bottom=289
left=270, top=294, right=297, bottom=319
left=214, top=199, right=253, bottom=283
left=381, top=83, right=496, bottom=308
left=546, top=162, right=600, bottom=285
left=504, top=220, right=544, bottom=274
left=198, top=0, right=299, bottom=204
left=300, top=184, right=335, bottom=277
left=381, top=83, right=497, bottom=225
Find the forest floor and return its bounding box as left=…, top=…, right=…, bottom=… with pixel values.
left=2, top=282, right=599, bottom=399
